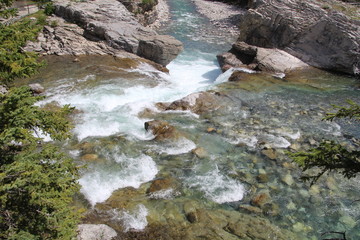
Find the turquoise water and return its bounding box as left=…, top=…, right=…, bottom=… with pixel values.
left=28, top=0, right=360, bottom=238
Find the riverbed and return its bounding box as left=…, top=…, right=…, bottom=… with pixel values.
left=27, top=0, right=360, bottom=239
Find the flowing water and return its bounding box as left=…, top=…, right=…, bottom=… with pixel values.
left=27, top=0, right=360, bottom=238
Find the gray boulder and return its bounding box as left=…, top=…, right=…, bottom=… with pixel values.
left=53, top=0, right=182, bottom=66
left=77, top=224, right=117, bottom=240
left=217, top=41, right=309, bottom=73
left=237, top=0, right=360, bottom=75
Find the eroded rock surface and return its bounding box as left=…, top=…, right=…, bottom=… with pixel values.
left=52, top=0, right=182, bottom=66
left=237, top=0, right=360, bottom=75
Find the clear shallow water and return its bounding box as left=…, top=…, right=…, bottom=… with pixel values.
left=27, top=0, right=360, bottom=238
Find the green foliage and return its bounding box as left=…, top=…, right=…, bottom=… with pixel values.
left=290, top=101, right=360, bottom=184
left=44, top=2, right=55, bottom=16
left=0, top=0, right=17, bottom=19
left=0, top=87, right=80, bottom=239
left=0, top=18, right=45, bottom=86
left=290, top=141, right=360, bottom=185
left=324, top=100, right=360, bottom=121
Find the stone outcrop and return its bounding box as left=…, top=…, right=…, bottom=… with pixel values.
left=217, top=41, right=309, bottom=73
left=52, top=0, right=182, bottom=66
left=237, top=0, right=360, bottom=75
left=25, top=17, right=134, bottom=57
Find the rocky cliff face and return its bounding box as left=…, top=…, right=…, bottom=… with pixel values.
left=52, top=0, right=182, bottom=66
left=237, top=0, right=360, bottom=75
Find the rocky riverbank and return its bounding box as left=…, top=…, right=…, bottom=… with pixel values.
left=26, top=0, right=181, bottom=67
left=194, top=0, right=360, bottom=75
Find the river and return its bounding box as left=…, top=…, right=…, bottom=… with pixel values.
left=28, top=0, right=360, bottom=238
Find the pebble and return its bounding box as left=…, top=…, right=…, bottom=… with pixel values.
left=282, top=174, right=295, bottom=186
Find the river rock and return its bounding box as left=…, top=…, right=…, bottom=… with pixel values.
left=239, top=204, right=262, bottom=214
left=81, top=154, right=100, bottom=162
left=147, top=177, right=178, bottom=193
left=218, top=41, right=309, bottom=74
left=77, top=224, right=117, bottom=240
left=164, top=91, right=228, bottom=115
left=144, top=120, right=180, bottom=140
left=53, top=0, right=183, bottom=66
left=237, top=0, right=360, bottom=75
left=191, top=147, right=208, bottom=158
left=29, top=83, right=45, bottom=94
left=250, top=191, right=271, bottom=208
left=282, top=173, right=295, bottom=186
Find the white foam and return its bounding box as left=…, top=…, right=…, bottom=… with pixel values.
left=258, top=133, right=291, bottom=148
left=215, top=67, right=256, bottom=84
left=150, top=137, right=197, bottom=155
left=79, top=154, right=158, bottom=205
left=226, top=135, right=258, bottom=148
left=186, top=166, right=245, bottom=204
left=112, top=204, right=149, bottom=232
left=148, top=188, right=179, bottom=199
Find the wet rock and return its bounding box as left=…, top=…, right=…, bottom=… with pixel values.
left=223, top=210, right=299, bottom=239
left=286, top=201, right=296, bottom=210
left=77, top=141, right=95, bottom=154
left=164, top=91, right=229, bottom=115
left=147, top=177, right=177, bottom=193
left=326, top=176, right=338, bottom=191
left=339, top=215, right=357, bottom=228
left=256, top=173, right=269, bottom=183
left=144, top=120, right=180, bottom=140
left=29, top=83, right=45, bottom=94
left=239, top=204, right=262, bottom=214
left=292, top=222, right=313, bottom=233
left=191, top=147, right=208, bottom=158
left=182, top=201, right=201, bottom=223
left=81, top=154, right=100, bottom=162
left=262, top=202, right=280, bottom=216
left=77, top=224, right=117, bottom=240
left=282, top=174, right=295, bottom=186
left=207, top=127, right=217, bottom=133
left=96, top=187, right=146, bottom=210
left=289, top=143, right=301, bottom=151
left=309, top=185, right=320, bottom=195
left=261, top=148, right=277, bottom=160
left=250, top=191, right=271, bottom=208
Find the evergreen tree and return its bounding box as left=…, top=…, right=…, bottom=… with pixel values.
left=290, top=101, right=360, bottom=185
left=0, top=3, right=81, bottom=239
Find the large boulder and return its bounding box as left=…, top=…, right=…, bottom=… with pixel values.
left=217, top=41, right=309, bottom=73
left=53, top=0, right=182, bottom=66
left=237, top=0, right=360, bottom=75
